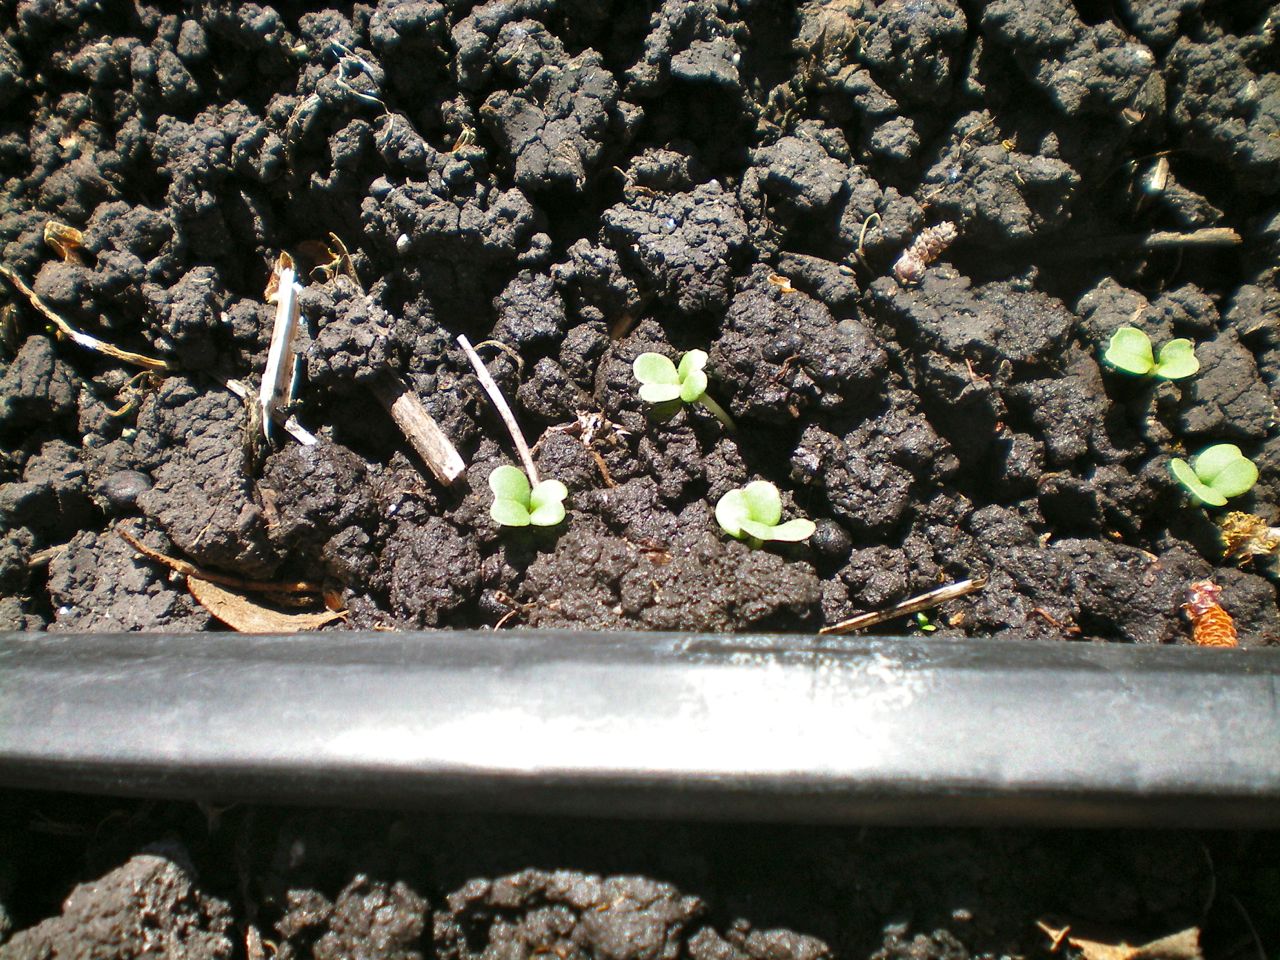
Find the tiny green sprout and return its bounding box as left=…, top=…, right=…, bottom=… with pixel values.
left=914, top=612, right=937, bottom=633
left=715, top=480, right=815, bottom=546
left=488, top=465, right=568, bottom=527
left=633, top=349, right=736, bottom=430
left=1103, top=326, right=1199, bottom=379
left=1169, top=444, right=1259, bottom=507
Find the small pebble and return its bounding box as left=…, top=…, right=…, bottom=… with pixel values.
left=99, top=470, right=151, bottom=512
left=809, top=519, right=852, bottom=560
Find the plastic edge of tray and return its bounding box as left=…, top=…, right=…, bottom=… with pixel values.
left=1, top=631, right=1277, bottom=827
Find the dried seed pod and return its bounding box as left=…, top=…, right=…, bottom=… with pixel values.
left=1182, top=581, right=1238, bottom=648
left=893, top=221, right=958, bottom=285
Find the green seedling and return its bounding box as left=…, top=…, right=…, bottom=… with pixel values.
left=1103, top=326, right=1199, bottom=380
left=633, top=349, right=736, bottom=430
left=1169, top=444, right=1258, bottom=507
left=715, top=480, right=815, bottom=546
left=913, top=612, right=938, bottom=633
left=489, top=465, right=568, bottom=527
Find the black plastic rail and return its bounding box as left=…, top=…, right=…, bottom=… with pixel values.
left=1, top=631, right=1278, bottom=827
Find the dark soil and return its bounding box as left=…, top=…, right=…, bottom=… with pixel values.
left=1, top=0, right=1279, bottom=642
left=1, top=791, right=1278, bottom=960
left=2, top=1, right=1279, bottom=953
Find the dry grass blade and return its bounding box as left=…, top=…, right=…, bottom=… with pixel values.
left=820, top=577, right=987, bottom=635
left=457, top=333, right=539, bottom=485
left=117, top=526, right=322, bottom=594
left=0, top=264, right=169, bottom=371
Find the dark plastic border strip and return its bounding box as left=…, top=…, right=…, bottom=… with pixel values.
left=2, top=631, right=1278, bottom=826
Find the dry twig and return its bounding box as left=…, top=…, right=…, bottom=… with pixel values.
left=820, top=577, right=987, bottom=635
left=0, top=264, right=169, bottom=371
left=117, top=527, right=322, bottom=595
left=1141, top=227, right=1240, bottom=249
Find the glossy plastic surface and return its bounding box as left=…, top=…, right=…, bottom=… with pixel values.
left=1, top=631, right=1277, bottom=826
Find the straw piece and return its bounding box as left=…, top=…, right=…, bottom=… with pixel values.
left=260, top=255, right=304, bottom=441
left=457, top=334, right=538, bottom=485
left=820, top=577, right=987, bottom=636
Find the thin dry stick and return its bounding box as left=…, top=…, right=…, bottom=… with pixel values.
left=117, top=527, right=323, bottom=594
left=820, top=577, right=987, bottom=636
left=369, top=372, right=466, bottom=486
left=1055, top=227, right=1242, bottom=259
left=0, top=264, right=169, bottom=371
left=457, top=333, right=538, bottom=485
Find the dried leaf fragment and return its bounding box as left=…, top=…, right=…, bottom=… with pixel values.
left=44, top=221, right=85, bottom=263
left=314, top=232, right=361, bottom=287
left=188, top=577, right=346, bottom=633
left=1037, top=923, right=1201, bottom=960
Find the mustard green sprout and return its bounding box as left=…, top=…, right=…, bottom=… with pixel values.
left=633, top=349, right=736, bottom=430
left=1103, top=327, right=1199, bottom=380
left=715, top=480, right=814, bottom=546
left=1169, top=444, right=1258, bottom=507
left=489, top=465, right=567, bottom=527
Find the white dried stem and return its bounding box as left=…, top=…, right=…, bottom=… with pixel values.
left=369, top=372, right=466, bottom=486
left=282, top=415, right=318, bottom=446
left=819, top=576, right=987, bottom=636
left=457, top=333, right=538, bottom=486
left=220, top=376, right=315, bottom=446
left=260, top=257, right=304, bottom=441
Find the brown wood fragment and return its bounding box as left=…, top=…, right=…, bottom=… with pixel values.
left=370, top=372, right=466, bottom=486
